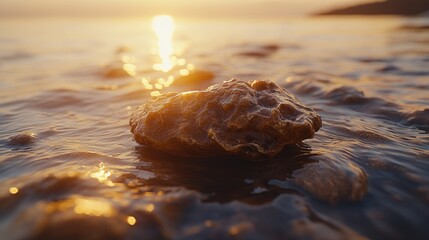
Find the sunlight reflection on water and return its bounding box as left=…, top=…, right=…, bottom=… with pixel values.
left=90, top=162, right=114, bottom=186
left=152, top=15, right=175, bottom=73
left=141, top=15, right=204, bottom=96
left=74, top=198, right=114, bottom=217
left=126, top=216, right=137, bottom=225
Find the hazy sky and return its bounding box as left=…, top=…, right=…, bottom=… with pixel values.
left=1, top=0, right=375, bottom=18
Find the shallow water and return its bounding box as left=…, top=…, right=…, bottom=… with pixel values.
left=0, top=16, right=428, bottom=239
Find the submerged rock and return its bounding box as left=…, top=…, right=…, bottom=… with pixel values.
left=292, top=157, right=368, bottom=203
left=130, top=79, right=321, bottom=158
left=7, top=132, right=37, bottom=146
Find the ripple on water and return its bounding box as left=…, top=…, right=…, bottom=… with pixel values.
left=232, top=43, right=286, bottom=58
left=283, top=76, right=429, bottom=132
left=328, top=126, right=392, bottom=144
left=23, top=89, right=91, bottom=110
left=0, top=51, right=34, bottom=61
left=1, top=18, right=428, bottom=240
left=54, top=151, right=121, bottom=163
left=0, top=174, right=366, bottom=240
left=403, top=109, right=429, bottom=132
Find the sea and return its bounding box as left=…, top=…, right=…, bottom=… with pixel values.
left=0, top=16, right=428, bottom=239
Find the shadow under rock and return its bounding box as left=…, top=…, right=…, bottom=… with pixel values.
left=127, top=143, right=317, bottom=205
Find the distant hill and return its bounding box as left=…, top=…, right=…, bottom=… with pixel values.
left=315, top=0, right=429, bottom=16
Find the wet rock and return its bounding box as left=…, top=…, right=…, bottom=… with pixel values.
left=130, top=79, right=322, bottom=158
left=292, top=157, right=368, bottom=203
left=7, top=132, right=36, bottom=146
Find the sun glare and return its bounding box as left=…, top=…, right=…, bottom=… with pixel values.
left=143, top=14, right=204, bottom=95
left=127, top=216, right=137, bottom=225
left=9, top=187, right=19, bottom=195
left=152, top=15, right=175, bottom=72
left=90, top=162, right=114, bottom=186
left=74, top=198, right=114, bottom=217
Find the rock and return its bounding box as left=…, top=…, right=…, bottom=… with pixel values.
left=292, top=157, right=368, bottom=203
left=130, top=79, right=322, bottom=158
left=8, top=132, right=36, bottom=146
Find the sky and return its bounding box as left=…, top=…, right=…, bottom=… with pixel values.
left=1, top=0, right=376, bottom=18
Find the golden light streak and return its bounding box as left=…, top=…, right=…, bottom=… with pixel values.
left=152, top=15, right=175, bottom=72
left=143, top=15, right=198, bottom=94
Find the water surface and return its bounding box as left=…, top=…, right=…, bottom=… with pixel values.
left=0, top=16, right=428, bottom=239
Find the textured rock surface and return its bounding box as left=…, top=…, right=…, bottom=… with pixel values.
left=130, top=79, right=322, bottom=158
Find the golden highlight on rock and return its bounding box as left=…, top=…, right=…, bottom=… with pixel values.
left=130, top=79, right=322, bottom=158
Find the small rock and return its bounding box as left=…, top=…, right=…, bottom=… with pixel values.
left=8, top=132, right=37, bottom=146
left=292, top=158, right=368, bottom=202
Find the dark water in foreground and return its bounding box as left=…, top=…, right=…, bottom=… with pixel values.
left=0, top=16, right=428, bottom=239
